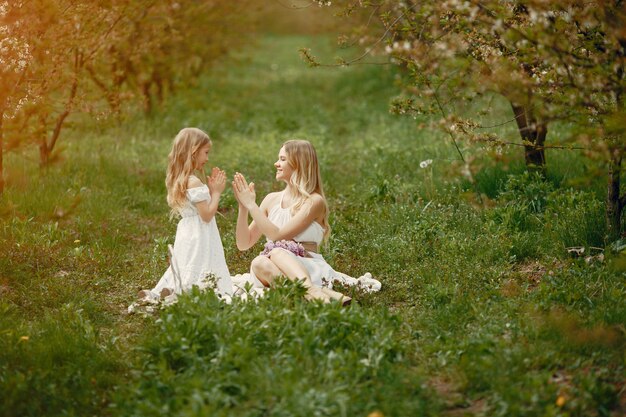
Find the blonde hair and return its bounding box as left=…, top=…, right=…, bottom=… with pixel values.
left=166, top=127, right=211, bottom=216
left=283, top=139, right=330, bottom=240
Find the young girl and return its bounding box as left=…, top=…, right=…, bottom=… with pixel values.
left=232, top=139, right=351, bottom=304
left=139, top=127, right=232, bottom=301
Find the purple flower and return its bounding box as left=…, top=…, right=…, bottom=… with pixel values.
left=260, top=240, right=306, bottom=257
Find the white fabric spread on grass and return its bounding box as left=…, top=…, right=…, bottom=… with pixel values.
left=129, top=271, right=381, bottom=313
left=230, top=271, right=381, bottom=298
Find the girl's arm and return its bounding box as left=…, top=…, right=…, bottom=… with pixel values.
left=233, top=173, right=325, bottom=242
left=190, top=168, right=225, bottom=223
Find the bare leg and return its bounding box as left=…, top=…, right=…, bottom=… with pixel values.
left=251, top=255, right=282, bottom=287
left=267, top=248, right=311, bottom=286
left=267, top=248, right=330, bottom=303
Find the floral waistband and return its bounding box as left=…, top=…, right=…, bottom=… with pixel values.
left=260, top=240, right=314, bottom=257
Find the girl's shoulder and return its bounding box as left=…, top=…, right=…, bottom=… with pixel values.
left=186, top=175, right=210, bottom=204
left=187, top=175, right=204, bottom=189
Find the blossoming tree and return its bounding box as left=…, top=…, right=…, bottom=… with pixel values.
left=0, top=1, right=31, bottom=193
left=307, top=0, right=626, bottom=240
left=0, top=0, right=255, bottom=194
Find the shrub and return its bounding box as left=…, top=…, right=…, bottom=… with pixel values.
left=544, top=188, right=605, bottom=248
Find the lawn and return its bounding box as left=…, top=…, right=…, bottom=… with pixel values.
left=1, top=34, right=624, bottom=417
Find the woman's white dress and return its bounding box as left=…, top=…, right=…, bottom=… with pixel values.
left=148, top=178, right=232, bottom=298
left=246, top=192, right=380, bottom=292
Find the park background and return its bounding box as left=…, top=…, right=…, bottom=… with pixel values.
left=1, top=1, right=625, bottom=416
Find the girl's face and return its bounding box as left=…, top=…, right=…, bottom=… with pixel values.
left=194, top=144, right=211, bottom=170
left=275, top=146, right=294, bottom=182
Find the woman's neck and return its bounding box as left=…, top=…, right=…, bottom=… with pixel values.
left=283, top=185, right=295, bottom=196
left=281, top=186, right=295, bottom=207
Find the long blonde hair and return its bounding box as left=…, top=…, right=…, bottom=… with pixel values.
left=283, top=139, right=330, bottom=239
left=166, top=127, right=211, bottom=215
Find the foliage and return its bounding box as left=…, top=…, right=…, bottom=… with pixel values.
left=112, top=282, right=436, bottom=416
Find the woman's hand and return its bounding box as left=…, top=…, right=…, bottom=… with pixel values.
left=232, top=172, right=256, bottom=209
left=208, top=167, right=226, bottom=195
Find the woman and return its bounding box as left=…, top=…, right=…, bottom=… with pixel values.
left=232, top=139, right=350, bottom=304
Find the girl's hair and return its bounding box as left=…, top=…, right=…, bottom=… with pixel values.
left=283, top=139, right=330, bottom=240
left=166, top=127, right=211, bottom=215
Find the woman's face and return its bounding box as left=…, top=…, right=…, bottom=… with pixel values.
left=275, top=146, right=294, bottom=182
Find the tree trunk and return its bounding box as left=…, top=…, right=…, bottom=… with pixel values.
left=606, top=43, right=624, bottom=242
left=606, top=150, right=624, bottom=242
left=39, top=74, right=78, bottom=166
left=0, top=113, right=4, bottom=195
left=39, top=137, right=50, bottom=166
left=154, top=71, right=164, bottom=106
left=86, top=65, right=121, bottom=116
left=142, top=81, right=153, bottom=115
left=510, top=103, right=548, bottom=175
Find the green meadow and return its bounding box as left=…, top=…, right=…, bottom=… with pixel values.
left=1, top=35, right=624, bottom=416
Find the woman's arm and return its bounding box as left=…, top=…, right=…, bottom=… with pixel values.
left=233, top=173, right=325, bottom=242
left=249, top=195, right=324, bottom=241
left=235, top=204, right=263, bottom=251
left=233, top=181, right=273, bottom=250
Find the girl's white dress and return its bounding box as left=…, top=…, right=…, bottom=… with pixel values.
left=148, top=177, right=232, bottom=298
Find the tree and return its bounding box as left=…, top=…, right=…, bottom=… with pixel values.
left=308, top=0, right=626, bottom=240
left=85, top=0, right=257, bottom=116
left=0, top=0, right=257, bottom=181
left=2, top=1, right=126, bottom=166
left=0, top=1, right=32, bottom=192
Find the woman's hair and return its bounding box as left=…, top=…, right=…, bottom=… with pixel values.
left=283, top=139, right=330, bottom=239
left=166, top=127, right=211, bottom=215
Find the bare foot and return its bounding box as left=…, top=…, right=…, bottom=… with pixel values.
left=160, top=288, right=174, bottom=298
left=321, top=287, right=352, bottom=306
left=304, top=286, right=331, bottom=303
left=138, top=289, right=152, bottom=299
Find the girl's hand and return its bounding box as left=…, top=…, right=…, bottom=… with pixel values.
left=208, top=167, right=226, bottom=195
left=232, top=172, right=255, bottom=209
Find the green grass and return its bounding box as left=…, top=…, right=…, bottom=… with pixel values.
left=111, top=282, right=437, bottom=416
left=0, top=34, right=624, bottom=416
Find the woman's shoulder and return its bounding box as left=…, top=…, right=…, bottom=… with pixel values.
left=304, top=192, right=326, bottom=209
left=308, top=193, right=325, bottom=203
left=260, top=191, right=282, bottom=207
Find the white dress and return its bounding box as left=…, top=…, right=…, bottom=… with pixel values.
left=247, top=192, right=380, bottom=291
left=149, top=177, right=232, bottom=298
